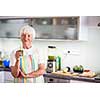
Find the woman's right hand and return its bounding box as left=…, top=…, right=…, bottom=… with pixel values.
left=15, top=50, right=23, bottom=61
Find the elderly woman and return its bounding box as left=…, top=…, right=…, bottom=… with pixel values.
left=10, top=25, right=45, bottom=83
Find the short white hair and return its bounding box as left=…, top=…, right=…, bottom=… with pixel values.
left=19, top=25, right=36, bottom=39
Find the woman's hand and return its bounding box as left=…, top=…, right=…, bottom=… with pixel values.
left=18, top=70, right=27, bottom=78
left=15, top=50, right=23, bottom=61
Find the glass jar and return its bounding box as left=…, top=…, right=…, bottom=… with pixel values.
left=48, top=46, right=56, bottom=60
left=0, top=51, right=3, bottom=67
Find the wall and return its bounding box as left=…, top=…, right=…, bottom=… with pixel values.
left=0, top=17, right=100, bottom=73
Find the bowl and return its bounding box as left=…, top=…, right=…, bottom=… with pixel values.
left=3, top=60, right=10, bottom=68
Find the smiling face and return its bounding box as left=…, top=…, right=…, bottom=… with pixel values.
left=19, top=25, right=36, bottom=49
left=21, top=33, right=33, bottom=49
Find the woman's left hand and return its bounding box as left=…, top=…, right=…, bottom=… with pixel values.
left=18, top=70, right=27, bottom=78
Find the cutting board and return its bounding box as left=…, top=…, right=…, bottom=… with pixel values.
left=79, top=72, right=96, bottom=78
left=52, top=71, right=79, bottom=76
left=52, top=71, right=96, bottom=78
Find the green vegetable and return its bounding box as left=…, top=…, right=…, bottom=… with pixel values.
left=73, top=65, right=84, bottom=73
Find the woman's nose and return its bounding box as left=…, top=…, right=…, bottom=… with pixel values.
left=24, top=35, right=28, bottom=40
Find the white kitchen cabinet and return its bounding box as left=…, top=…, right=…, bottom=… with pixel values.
left=58, top=79, right=70, bottom=83
left=0, top=71, right=4, bottom=83
left=44, top=77, right=59, bottom=83
left=0, top=16, right=88, bottom=41
left=4, top=71, right=14, bottom=83
left=87, top=16, right=100, bottom=27
left=0, top=18, right=29, bottom=38
left=44, top=77, right=70, bottom=83
left=70, top=80, right=89, bottom=83
left=78, top=16, right=88, bottom=41
left=31, top=17, right=78, bottom=40
left=31, top=16, right=88, bottom=41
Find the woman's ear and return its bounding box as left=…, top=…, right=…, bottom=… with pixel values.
left=20, top=35, right=23, bottom=41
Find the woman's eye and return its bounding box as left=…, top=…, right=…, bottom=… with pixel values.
left=28, top=35, right=31, bottom=37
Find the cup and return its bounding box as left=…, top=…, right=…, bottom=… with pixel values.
left=0, top=60, right=3, bottom=67
left=18, top=50, right=23, bottom=56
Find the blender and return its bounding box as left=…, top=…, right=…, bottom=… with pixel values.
left=46, top=46, right=56, bottom=73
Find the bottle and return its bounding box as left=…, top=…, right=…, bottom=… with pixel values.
left=56, top=56, right=61, bottom=71
left=0, top=58, right=2, bottom=67
left=0, top=52, right=2, bottom=67
left=2, top=51, right=10, bottom=68
left=0, top=51, right=3, bottom=67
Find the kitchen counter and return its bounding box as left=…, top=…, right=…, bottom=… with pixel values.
left=0, top=67, right=14, bottom=83
left=0, top=67, right=11, bottom=72
left=43, top=73, right=100, bottom=83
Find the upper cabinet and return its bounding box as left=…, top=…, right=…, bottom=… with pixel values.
left=0, top=18, right=29, bottom=38
left=78, top=16, right=88, bottom=41
left=30, top=17, right=78, bottom=40
left=0, top=16, right=88, bottom=41
left=87, top=16, right=100, bottom=27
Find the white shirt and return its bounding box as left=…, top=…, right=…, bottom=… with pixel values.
left=10, top=46, right=45, bottom=83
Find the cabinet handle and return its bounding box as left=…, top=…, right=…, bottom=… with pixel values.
left=98, top=23, right=100, bottom=27
left=49, top=78, right=53, bottom=82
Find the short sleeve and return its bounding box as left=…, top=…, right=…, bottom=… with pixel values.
left=36, top=49, right=45, bottom=64
left=9, top=50, right=16, bottom=67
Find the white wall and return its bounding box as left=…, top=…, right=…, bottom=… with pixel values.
left=0, top=17, right=100, bottom=73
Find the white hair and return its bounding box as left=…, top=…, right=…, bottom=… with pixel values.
left=19, top=25, right=36, bottom=39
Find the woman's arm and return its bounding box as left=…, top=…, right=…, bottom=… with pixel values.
left=25, top=64, right=45, bottom=78
left=10, top=50, right=23, bottom=78
left=11, top=60, right=20, bottom=78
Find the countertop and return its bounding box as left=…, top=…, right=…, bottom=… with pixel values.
left=0, top=67, right=11, bottom=72
left=1, top=67, right=100, bottom=83
left=43, top=73, right=100, bottom=83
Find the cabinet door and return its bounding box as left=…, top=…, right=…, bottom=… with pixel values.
left=32, top=16, right=88, bottom=41
left=31, top=17, right=79, bottom=40
left=44, top=77, right=59, bottom=83
left=0, top=18, right=29, bottom=38
left=70, top=80, right=89, bottom=83
left=78, top=16, right=88, bottom=41
left=87, top=16, right=100, bottom=27
left=58, top=79, right=70, bottom=83
left=4, top=71, right=14, bottom=83
left=44, top=77, right=70, bottom=83
left=0, top=71, right=4, bottom=83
